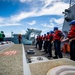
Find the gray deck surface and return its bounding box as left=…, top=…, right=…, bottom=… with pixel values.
left=24, top=45, right=75, bottom=75
left=29, top=58, right=75, bottom=75
left=24, top=45, right=70, bottom=60
left=0, top=42, right=14, bottom=51
left=0, top=44, right=23, bottom=75
left=0, top=44, right=73, bottom=75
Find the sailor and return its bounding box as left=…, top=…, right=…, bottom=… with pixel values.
left=18, top=34, right=22, bottom=44
left=53, top=27, right=64, bottom=59
left=46, top=32, right=50, bottom=47
left=0, top=31, right=5, bottom=43
left=45, top=32, right=50, bottom=53
left=0, top=32, right=2, bottom=42
left=35, top=36, right=39, bottom=48
left=41, top=35, right=44, bottom=44
left=62, top=20, right=75, bottom=61
left=40, top=35, right=43, bottom=50
left=38, top=35, right=43, bottom=50
left=43, top=34, right=48, bottom=53
left=47, top=31, right=54, bottom=58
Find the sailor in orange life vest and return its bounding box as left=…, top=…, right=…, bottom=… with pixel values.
left=45, top=32, right=51, bottom=54
left=47, top=31, right=54, bottom=58
left=53, top=27, right=64, bottom=59
left=43, top=34, right=48, bottom=53
left=18, top=34, right=22, bottom=44
left=35, top=36, right=39, bottom=48
left=38, top=35, right=43, bottom=50
left=46, top=32, right=50, bottom=49
left=62, top=20, right=75, bottom=61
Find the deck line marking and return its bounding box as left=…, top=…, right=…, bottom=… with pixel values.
left=2, top=50, right=17, bottom=56
left=22, top=44, right=31, bottom=75
left=7, top=51, right=10, bottom=55
left=13, top=51, right=17, bottom=54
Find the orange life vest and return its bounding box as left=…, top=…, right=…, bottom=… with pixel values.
left=68, top=26, right=75, bottom=39
left=46, top=34, right=50, bottom=41
left=43, top=35, right=47, bottom=41
left=49, top=34, right=54, bottom=41
left=53, top=30, right=62, bottom=40
left=18, top=34, right=22, bottom=40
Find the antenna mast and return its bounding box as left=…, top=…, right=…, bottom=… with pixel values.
left=69, top=0, right=71, bottom=7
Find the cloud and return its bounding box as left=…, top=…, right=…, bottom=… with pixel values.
left=20, top=0, right=69, bottom=16
left=21, top=29, right=26, bottom=34
left=50, top=17, right=64, bottom=24
left=10, top=11, right=36, bottom=22
left=19, top=0, right=32, bottom=3
left=40, top=2, right=68, bottom=15
left=27, top=20, right=36, bottom=25
left=50, top=18, right=63, bottom=30
left=0, top=17, right=21, bottom=27
left=28, top=27, right=38, bottom=30
left=10, top=1, right=69, bottom=21
left=41, top=23, right=54, bottom=28
left=41, top=28, right=50, bottom=34
left=0, top=17, right=5, bottom=23
left=54, top=18, right=64, bottom=24
left=42, top=17, right=63, bottom=31
left=0, top=23, right=20, bottom=27
left=43, top=0, right=56, bottom=8
left=41, top=20, right=63, bottom=35
left=20, top=0, right=26, bottom=3
left=0, top=0, right=69, bottom=27
left=10, top=1, right=69, bottom=22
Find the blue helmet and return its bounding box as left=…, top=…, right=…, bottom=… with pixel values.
left=47, top=32, right=49, bottom=34
left=50, top=31, right=54, bottom=34
left=44, top=34, right=46, bottom=36
left=69, top=20, right=75, bottom=25
left=54, top=27, right=58, bottom=31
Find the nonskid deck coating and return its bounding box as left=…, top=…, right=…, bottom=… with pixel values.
left=24, top=45, right=75, bottom=75
left=29, top=58, right=75, bottom=75
left=0, top=44, right=23, bottom=75
left=24, top=45, right=70, bottom=60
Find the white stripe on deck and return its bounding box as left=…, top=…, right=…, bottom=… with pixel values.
left=0, top=43, right=14, bottom=51
left=22, top=44, right=31, bottom=75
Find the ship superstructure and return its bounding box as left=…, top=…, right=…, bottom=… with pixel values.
left=62, top=2, right=75, bottom=32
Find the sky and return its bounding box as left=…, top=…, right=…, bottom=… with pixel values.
left=0, top=0, right=70, bottom=37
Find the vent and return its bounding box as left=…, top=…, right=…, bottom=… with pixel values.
left=65, top=17, right=73, bottom=21
left=65, top=9, right=70, bottom=13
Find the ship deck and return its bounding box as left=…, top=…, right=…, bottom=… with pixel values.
left=25, top=45, right=75, bottom=75
left=0, top=44, right=75, bottom=75
left=29, top=58, right=75, bottom=75
left=0, top=44, right=23, bottom=75
left=24, top=45, right=70, bottom=60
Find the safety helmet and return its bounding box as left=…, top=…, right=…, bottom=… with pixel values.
left=54, top=27, right=58, bottom=31
left=69, top=20, right=75, bottom=25
left=47, top=32, right=49, bottom=34
left=1, top=31, right=4, bottom=33
left=50, top=31, right=54, bottom=33
left=44, top=34, right=46, bottom=36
